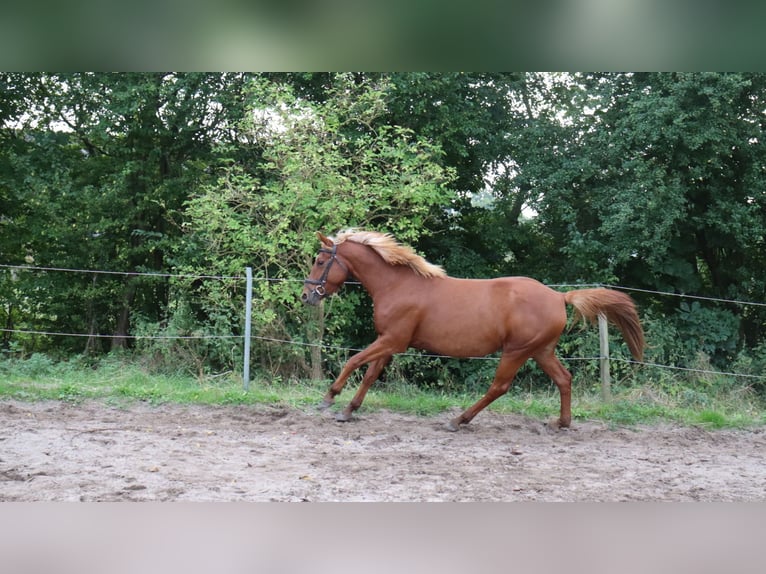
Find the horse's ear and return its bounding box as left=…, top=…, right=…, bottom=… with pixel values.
left=317, top=232, right=333, bottom=247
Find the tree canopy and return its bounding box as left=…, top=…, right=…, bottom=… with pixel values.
left=2, top=72, right=766, bottom=387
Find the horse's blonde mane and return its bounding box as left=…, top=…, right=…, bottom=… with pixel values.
left=332, top=229, right=446, bottom=279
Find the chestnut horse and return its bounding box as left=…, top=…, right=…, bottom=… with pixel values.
left=301, top=229, right=644, bottom=431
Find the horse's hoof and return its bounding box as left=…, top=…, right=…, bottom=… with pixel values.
left=445, top=419, right=460, bottom=432
left=335, top=411, right=352, bottom=422
left=546, top=418, right=570, bottom=431
left=317, top=400, right=333, bottom=411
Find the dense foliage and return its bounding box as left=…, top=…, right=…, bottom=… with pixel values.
left=2, top=73, right=766, bottom=395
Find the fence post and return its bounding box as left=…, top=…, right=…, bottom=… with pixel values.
left=598, top=313, right=611, bottom=401
left=243, top=267, right=253, bottom=390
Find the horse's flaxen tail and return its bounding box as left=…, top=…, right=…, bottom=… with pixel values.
left=564, top=288, right=645, bottom=362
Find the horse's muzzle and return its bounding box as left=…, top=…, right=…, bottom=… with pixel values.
left=301, top=287, right=323, bottom=306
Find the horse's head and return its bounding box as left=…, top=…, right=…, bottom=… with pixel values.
left=301, top=232, right=351, bottom=306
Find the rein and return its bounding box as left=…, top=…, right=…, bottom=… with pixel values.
left=304, top=244, right=349, bottom=298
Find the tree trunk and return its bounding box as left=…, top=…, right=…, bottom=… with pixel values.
left=2, top=303, right=12, bottom=350
left=85, top=314, right=100, bottom=355
left=309, top=302, right=325, bottom=380
left=84, top=274, right=101, bottom=354
left=111, top=279, right=137, bottom=351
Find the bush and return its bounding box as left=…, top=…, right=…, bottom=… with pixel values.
left=131, top=299, right=241, bottom=379
left=733, top=340, right=766, bottom=395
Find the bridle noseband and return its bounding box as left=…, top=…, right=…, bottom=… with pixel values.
left=304, top=244, right=349, bottom=299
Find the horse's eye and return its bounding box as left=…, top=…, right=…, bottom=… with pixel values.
left=317, top=259, right=325, bottom=266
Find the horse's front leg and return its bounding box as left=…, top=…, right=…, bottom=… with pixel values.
left=319, top=337, right=401, bottom=414
left=334, top=356, right=391, bottom=422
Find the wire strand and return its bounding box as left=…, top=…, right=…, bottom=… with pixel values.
left=0, top=328, right=241, bottom=340
left=606, top=284, right=766, bottom=308
left=611, top=357, right=766, bottom=380
left=0, top=263, right=243, bottom=280
left=4, top=328, right=765, bottom=380
left=5, top=264, right=765, bottom=304
left=0, top=263, right=347, bottom=285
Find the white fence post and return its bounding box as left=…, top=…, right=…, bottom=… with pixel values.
left=598, top=313, right=611, bottom=401
left=243, top=267, right=253, bottom=390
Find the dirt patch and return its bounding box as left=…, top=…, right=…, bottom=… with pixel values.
left=1, top=399, right=764, bottom=501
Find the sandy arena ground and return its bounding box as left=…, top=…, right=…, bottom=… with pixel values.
left=1, top=399, right=764, bottom=501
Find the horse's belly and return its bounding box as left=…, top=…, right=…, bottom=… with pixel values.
left=412, top=336, right=501, bottom=358
left=410, top=311, right=504, bottom=358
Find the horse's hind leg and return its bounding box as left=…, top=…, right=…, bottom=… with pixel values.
left=533, top=350, right=573, bottom=428
left=447, top=353, right=527, bottom=431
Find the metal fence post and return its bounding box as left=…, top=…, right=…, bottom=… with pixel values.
left=243, top=267, right=253, bottom=390
left=598, top=313, right=611, bottom=401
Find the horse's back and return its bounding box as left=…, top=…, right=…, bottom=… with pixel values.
left=471, top=276, right=567, bottom=336
left=405, top=275, right=567, bottom=357
left=439, top=275, right=563, bottom=315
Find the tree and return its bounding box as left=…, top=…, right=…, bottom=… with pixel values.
left=533, top=73, right=766, bottom=362
left=0, top=73, right=252, bottom=353
left=180, top=74, right=455, bottom=377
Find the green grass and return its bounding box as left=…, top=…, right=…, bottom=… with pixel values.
left=0, top=355, right=764, bottom=429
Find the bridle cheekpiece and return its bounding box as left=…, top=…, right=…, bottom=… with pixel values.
left=304, top=243, right=348, bottom=299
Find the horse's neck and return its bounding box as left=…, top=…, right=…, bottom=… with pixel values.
left=342, top=243, right=414, bottom=298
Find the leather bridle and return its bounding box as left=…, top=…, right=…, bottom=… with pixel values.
left=303, top=244, right=349, bottom=299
